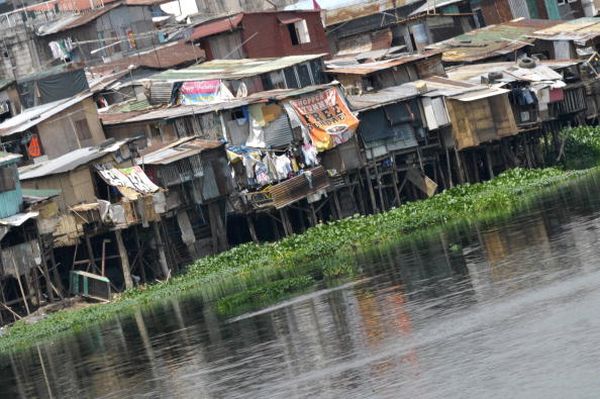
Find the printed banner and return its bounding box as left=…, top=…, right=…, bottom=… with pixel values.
left=180, top=80, right=221, bottom=104
left=289, top=88, right=359, bottom=152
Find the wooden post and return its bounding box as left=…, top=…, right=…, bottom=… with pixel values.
left=152, top=222, right=170, bottom=280
left=247, top=215, right=259, bottom=243
left=208, top=202, right=228, bottom=253
left=454, top=147, right=466, bottom=184
left=38, top=237, right=54, bottom=302
left=47, top=245, right=64, bottom=297
left=364, top=166, right=378, bottom=213
left=332, top=190, right=343, bottom=219
left=472, top=151, right=480, bottom=183
left=390, top=156, right=401, bottom=207
left=114, top=229, right=134, bottom=290
left=279, top=209, right=293, bottom=236
left=84, top=234, right=97, bottom=271
left=373, top=162, right=386, bottom=211
left=13, top=260, right=30, bottom=316
left=133, top=227, right=146, bottom=284
left=445, top=145, right=454, bottom=188
left=485, top=146, right=494, bottom=179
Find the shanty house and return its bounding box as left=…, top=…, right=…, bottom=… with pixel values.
left=476, top=0, right=586, bottom=26
left=34, top=2, right=165, bottom=66
left=141, top=138, right=232, bottom=257
left=426, top=19, right=560, bottom=64
left=324, top=0, right=476, bottom=56
left=0, top=92, right=106, bottom=162
left=146, top=54, right=328, bottom=100
left=529, top=17, right=600, bottom=60
left=187, top=11, right=329, bottom=60
left=326, top=52, right=446, bottom=94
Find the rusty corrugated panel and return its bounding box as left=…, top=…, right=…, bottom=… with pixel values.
left=189, top=14, right=244, bottom=41
left=325, top=0, right=418, bottom=27
left=335, top=29, right=393, bottom=57
left=530, top=17, right=600, bottom=44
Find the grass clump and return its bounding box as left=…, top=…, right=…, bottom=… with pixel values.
left=0, top=165, right=596, bottom=353
left=563, top=126, right=600, bottom=169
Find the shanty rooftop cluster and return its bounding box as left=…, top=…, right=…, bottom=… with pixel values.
left=0, top=0, right=599, bottom=320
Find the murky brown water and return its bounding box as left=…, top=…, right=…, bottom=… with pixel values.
left=2, top=179, right=600, bottom=398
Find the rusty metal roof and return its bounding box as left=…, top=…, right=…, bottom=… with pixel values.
left=101, top=83, right=339, bottom=125
left=189, top=13, right=244, bottom=41
left=140, top=138, right=223, bottom=165
left=89, top=41, right=205, bottom=74
left=324, top=0, right=421, bottom=27
left=326, top=52, right=439, bottom=75
left=149, top=53, right=326, bottom=82
left=35, top=3, right=122, bottom=36
left=446, top=60, right=578, bottom=83
left=428, top=19, right=561, bottom=63
left=529, top=17, right=600, bottom=45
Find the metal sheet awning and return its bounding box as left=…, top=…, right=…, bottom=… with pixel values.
left=452, top=88, right=510, bottom=102
left=0, top=212, right=39, bottom=227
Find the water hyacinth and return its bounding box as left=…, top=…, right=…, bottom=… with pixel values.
left=0, top=163, right=597, bottom=353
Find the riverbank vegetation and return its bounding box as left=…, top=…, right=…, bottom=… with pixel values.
left=1, top=128, right=600, bottom=352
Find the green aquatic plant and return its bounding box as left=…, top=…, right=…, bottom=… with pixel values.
left=0, top=165, right=596, bottom=354
left=562, top=126, right=600, bottom=169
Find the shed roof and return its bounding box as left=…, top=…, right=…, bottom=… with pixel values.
left=529, top=17, right=600, bottom=45
left=324, top=0, right=421, bottom=27
left=348, top=85, right=420, bottom=111
left=325, top=52, right=439, bottom=75
left=148, top=53, right=326, bottom=82
left=409, top=0, right=465, bottom=16
left=101, top=83, right=338, bottom=125
left=0, top=152, right=21, bottom=166
left=0, top=92, right=93, bottom=137
left=35, top=2, right=122, bottom=36
left=427, top=19, right=561, bottom=63
left=140, top=138, right=223, bottom=165
left=446, top=61, right=573, bottom=83
left=189, top=13, right=244, bottom=41
left=19, top=139, right=130, bottom=180
left=89, top=41, right=205, bottom=75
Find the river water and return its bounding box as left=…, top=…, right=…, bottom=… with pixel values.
left=3, top=177, right=600, bottom=398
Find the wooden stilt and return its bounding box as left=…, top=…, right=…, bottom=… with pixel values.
left=454, top=148, right=466, bottom=184
left=47, top=246, right=64, bottom=297
left=133, top=227, right=146, bottom=284
left=309, top=203, right=318, bottom=226
left=390, top=156, right=401, bottom=207
left=114, top=229, right=134, bottom=290
left=208, top=202, right=228, bottom=252
left=364, top=166, right=378, bottom=213
left=485, top=146, right=494, bottom=179
left=35, top=231, right=54, bottom=302
left=13, top=260, right=31, bottom=315
left=373, top=162, right=385, bottom=211
left=332, top=190, right=343, bottom=219
left=85, top=234, right=97, bottom=270
left=152, top=222, right=170, bottom=280
left=445, top=145, right=454, bottom=188
left=247, top=215, right=259, bottom=243
left=472, top=151, right=480, bottom=183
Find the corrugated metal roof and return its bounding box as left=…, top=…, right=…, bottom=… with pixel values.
left=447, top=60, right=574, bottom=83
left=324, top=0, right=422, bottom=27
left=529, top=17, right=600, bottom=45
left=149, top=54, right=326, bottom=82
left=22, top=188, right=61, bottom=200
left=409, top=0, right=465, bottom=16
left=19, top=139, right=130, bottom=180
left=326, top=52, right=439, bottom=75
left=0, top=79, right=14, bottom=91
left=348, top=85, right=419, bottom=111
left=90, top=41, right=205, bottom=74
left=35, top=3, right=122, bottom=36
left=140, top=138, right=223, bottom=165
left=451, top=87, right=510, bottom=102
left=189, top=13, right=244, bottom=41
left=101, top=83, right=339, bottom=125
left=0, top=92, right=93, bottom=137
left=428, top=19, right=561, bottom=63
left=0, top=152, right=21, bottom=166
